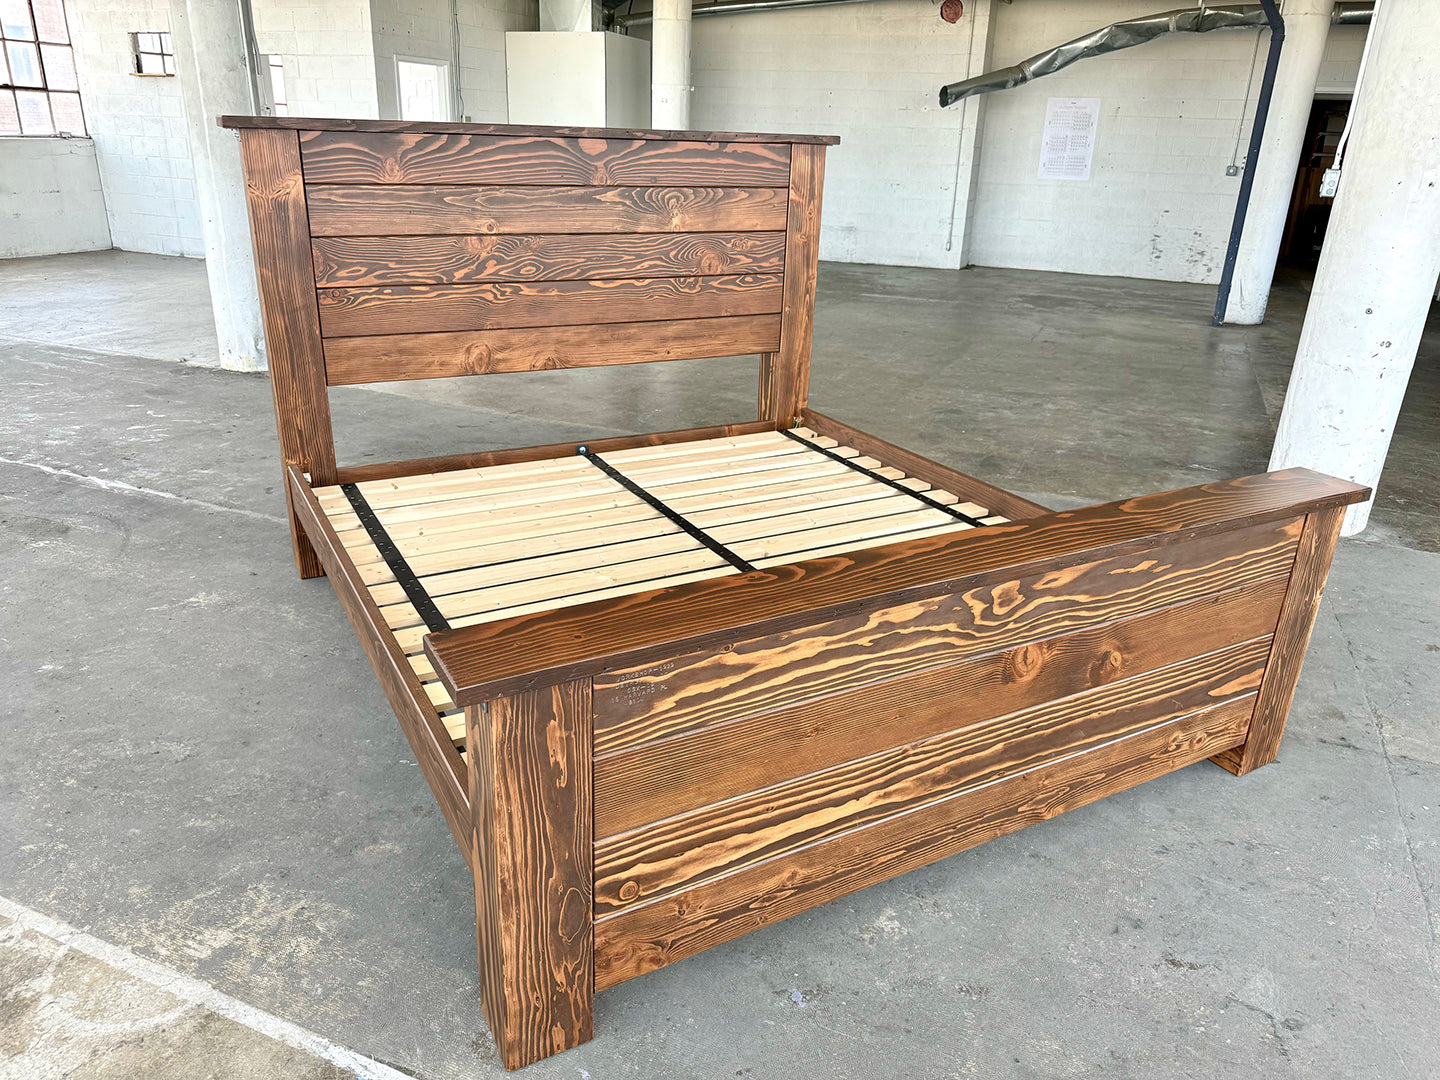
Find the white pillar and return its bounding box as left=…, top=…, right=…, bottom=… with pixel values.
left=651, top=0, right=691, bottom=130
left=947, top=0, right=995, bottom=269
left=1222, top=0, right=1335, bottom=325
left=169, top=0, right=265, bottom=372
left=1269, top=0, right=1440, bottom=535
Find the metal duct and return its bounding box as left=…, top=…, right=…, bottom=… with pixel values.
left=1332, top=2, right=1374, bottom=26
left=939, top=6, right=1271, bottom=107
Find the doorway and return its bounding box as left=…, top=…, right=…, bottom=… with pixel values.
left=1279, top=97, right=1351, bottom=269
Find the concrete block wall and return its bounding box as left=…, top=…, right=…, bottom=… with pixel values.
left=689, top=0, right=982, bottom=269
left=252, top=0, right=380, bottom=119
left=1317, top=24, right=1366, bottom=94
left=67, top=0, right=203, bottom=256
left=0, top=138, right=111, bottom=257
left=371, top=0, right=536, bottom=123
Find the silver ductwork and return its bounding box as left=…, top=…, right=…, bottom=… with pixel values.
left=940, top=6, right=1271, bottom=107
left=1332, top=2, right=1375, bottom=26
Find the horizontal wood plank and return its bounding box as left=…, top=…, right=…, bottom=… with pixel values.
left=426, top=470, right=1371, bottom=706
left=301, top=131, right=792, bottom=186
left=592, top=518, right=1300, bottom=755
left=593, top=694, right=1251, bottom=990
left=317, top=274, right=783, bottom=337
left=305, top=185, right=790, bottom=236
left=592, top=575, right=1289, bottom=836
left=324, top=314, right=781, bottom=383
left=311, top=231, right=787, bottom=287
left=592, top=636, right=1270, bottom=914
left=221, top=115, right=841, bottom=144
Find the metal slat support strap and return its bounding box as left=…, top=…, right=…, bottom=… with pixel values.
left=577, top=446, right=757, bottom=574
left=341, top=483, right=452, bottom=634
left=780, top=428, right=986, bottom=527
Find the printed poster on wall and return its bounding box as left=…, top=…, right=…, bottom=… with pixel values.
left=1038, top=97, right=1100, bottom=181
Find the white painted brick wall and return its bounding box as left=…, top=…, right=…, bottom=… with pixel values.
left=68, top=0, right=203, bottom=256
left=690, top=0, right=980, bottom=269
left=252, top=0, right=380, bottom=118
left=1317, top=23, right=1365, bottom=94
left=0, top=137, right=111, bottom=257
left=371, top=0, right=535, bottom=123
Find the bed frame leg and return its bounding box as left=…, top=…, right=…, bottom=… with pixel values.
left=466, top=681, right=594, bottom=1070
left=1212, top=504, right=1347, bottom=776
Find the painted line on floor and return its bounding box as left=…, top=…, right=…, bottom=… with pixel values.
left=0, top=895, right=415, bottom=1080
left=0, top=456, right=285, bottom=524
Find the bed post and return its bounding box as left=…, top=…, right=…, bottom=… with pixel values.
left=1212, top=503, right=1347, bottom=775
left=466, top=681, right=594, bottom=1070
left=236, top=126, right=337, bottom=579
left=759, top=143, right=826, bottom=427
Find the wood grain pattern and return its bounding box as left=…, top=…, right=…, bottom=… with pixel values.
left=300, top=131, right=792, bottom=186
left=802, top=409, right=1050, bottom=523
left=222, top=114, right=840, bottom=143
left=592, top=518, right=1300, bottom=755
left=468, top=681, right=593, bottom=1070
left=1213, top=504, right=1348, bottom=775
left=332, top=420, right=780, bottom=485
left=425, top=471, right=1371, bottom=707
left=592, top=636, right=1269, bottom=913
left=305, top=184, right=790, bottom=236
left=593, top=694, right=1251, bottom=990
left=237, top=128, right=336, bottom=578
left=758, top=144, right=825, bottom=425
left=311, top=231, right=787, bottom=287
left=323, top=315, right=782, bottom=384
left=593, top=576, right=1289, bottom=836
left=286, top=467, right=472, bottom=860
left=317, top=273, right=784, bottom=337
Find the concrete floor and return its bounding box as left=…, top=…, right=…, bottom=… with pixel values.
left=2, top=249, right=1437, bottom=1079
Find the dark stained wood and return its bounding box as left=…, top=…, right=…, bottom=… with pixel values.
left=220, top=113, right=840, bottom=144
left=323, top=315, right=782, bottom=385
left=286, top=467, right=472, bottom=860
left=802, top=408, right=1050, bottom=522
left=1213, top=504, right=1349, bottom=775
left=594, top=693, right=1253, bottom=990
left=311, top=231, right=787, bottom=287
left=593, top=577, right=1290, bottom=836
left=593, top=521, right=1299, bottom=755
left=305, top=184, right=790, bottom=237
left=593, top=637, right=1268, bottom=913
left=425, top=471, right=1371, bottom=707
left=758, top=143, right=825, bottom=425
left=468, top=681, right=594, bottom=1070
left=236, top=128, right=337, bottom=578
left=317, top=273, right=784, bottom=338
left=332, top=419, right=781, bottom=484
left=300, top=131, right=792, bottom=186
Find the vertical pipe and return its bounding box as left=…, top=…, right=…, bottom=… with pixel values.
left=1213, top=0, right=1285, bottom=326
left=651, top=0, right=692, bottom=129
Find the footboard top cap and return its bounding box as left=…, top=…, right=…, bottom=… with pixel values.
left=426, top=468, right=1370, bottom=708
left=217, top=115, right=841, bottom=144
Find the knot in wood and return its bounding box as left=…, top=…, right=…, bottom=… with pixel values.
left=1010, top=642, right=1045, bottom=681
left=619, top=880, right=640, bottom=901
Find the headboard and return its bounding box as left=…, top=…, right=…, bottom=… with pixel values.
left=221, top=116, right=837, bottom=506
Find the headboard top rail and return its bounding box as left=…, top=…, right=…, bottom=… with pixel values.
left=219, top=114, right=841, bottom=145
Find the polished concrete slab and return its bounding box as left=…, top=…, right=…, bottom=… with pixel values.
left=1, top=251, right=1437, bottom=1079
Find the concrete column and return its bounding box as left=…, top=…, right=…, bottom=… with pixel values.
left=1222, top=0, right=1335, bottom=325
left=651, top=0, right=691, bottom=130
left=947, top=0, right=995, bottom=269
left=1269, top=1, right=1440, bottom=535
left=168, top=0, right=265, bottom=372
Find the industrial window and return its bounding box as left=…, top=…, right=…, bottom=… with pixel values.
left=0, top=0, right=85, bottom=136
left=396, top=58, right=450, bottom=122
left=131, top=30, right=174, bottom=76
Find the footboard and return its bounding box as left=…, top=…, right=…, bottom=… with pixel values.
left=426, top=468, right=1366, bottom=1069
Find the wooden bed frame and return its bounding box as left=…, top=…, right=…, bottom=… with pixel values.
left=223, top=115, right=1368, bottom=1070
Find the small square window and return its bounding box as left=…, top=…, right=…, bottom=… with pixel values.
left=131, top=29, right=174, bottom=76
